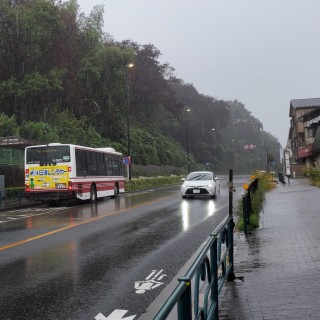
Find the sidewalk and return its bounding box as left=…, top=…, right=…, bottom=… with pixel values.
left=0, top=198, right=40, bottom=211
left=219, top=178, right=320, bottom=319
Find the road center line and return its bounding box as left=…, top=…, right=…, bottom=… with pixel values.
left=0, top=194, right=176, bottom=251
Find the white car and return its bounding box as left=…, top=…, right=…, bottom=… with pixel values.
left=181, top=171, right=220, bottom=199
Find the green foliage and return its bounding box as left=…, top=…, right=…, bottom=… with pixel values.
left=4, top=187, right=25, bottom=200
left=19, top=111, right=110, bottom=147
left=128, top=127, right=190, bottom=168
left=20, top=121, right=59, bottom=143
left=306, top=167, right=320, bottom=186
left=236, top=173, right=276, bottom=232
left=248, top=214, right=260, bottom=229
left=0, top=0, right=281, bottom=172
left=125, top=176, right=182, bottom=192
left=0, top=114, right=19, bottom=136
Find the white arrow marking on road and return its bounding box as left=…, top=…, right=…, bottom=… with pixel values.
left=95, top=310, right=136, bottom=320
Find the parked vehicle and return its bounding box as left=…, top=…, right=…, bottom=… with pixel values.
left=181, top=171, right=220, bottom=199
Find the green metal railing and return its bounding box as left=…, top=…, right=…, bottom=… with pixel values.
left=154, top=170, right=236, bottom=320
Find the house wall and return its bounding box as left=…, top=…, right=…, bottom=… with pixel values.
left=290, top=163, right=305, bottom=177
left=0, top=166, right=24, bottom=188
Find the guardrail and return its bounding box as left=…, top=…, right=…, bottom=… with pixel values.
left=153, top=170, right=236, bottom=320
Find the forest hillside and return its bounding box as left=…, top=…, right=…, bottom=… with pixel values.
left=0, top=0, right=281, bottom=174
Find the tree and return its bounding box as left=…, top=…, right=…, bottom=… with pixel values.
left=0, top=113, right=19, bottom=136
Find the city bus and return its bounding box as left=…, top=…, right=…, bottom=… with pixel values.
left=24, top=143, right=125, bottom=203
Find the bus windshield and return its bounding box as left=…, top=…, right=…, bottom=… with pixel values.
left=26, top=146, right=71, bottom=165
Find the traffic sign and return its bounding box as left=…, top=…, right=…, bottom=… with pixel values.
left=123, top=156, right=131, bottom=165
left=244, top=144, right=256, bottom=150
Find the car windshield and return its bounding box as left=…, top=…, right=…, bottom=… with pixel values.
left=186, top=172, right=213, bottom=181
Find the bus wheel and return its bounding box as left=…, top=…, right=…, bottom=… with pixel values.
left=90, top=184, right=97, bottom=203
left=111, top=184, right=119, bottom=199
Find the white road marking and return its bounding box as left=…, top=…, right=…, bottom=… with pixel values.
left=135, top=269, right=167, bottom=294
left=95, top=310, right=136, bottom=320
left=0, top=207, right=67, bottom=224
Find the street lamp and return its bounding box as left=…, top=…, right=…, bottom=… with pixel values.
left=126, top=63, right=134, bottom=180
left=231, top=138, right=235, bottom=169
left=185, top=108, right=191, bottom=173
left=260, top=124, right=268, bottom=171
left=209, top=129, right=216, bottom=170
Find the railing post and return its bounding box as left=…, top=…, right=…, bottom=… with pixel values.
left=211, top=237, right=219, bottom=320
left=177, top=277, right=192, bottom=320
left=227, top=218, right=235, bottom=281
left=247, top=188, right=252, bottom=213
left=227, top=169, right=235, bottom=281
left=228, top=169, right=233, bottom=216
left=0, top=190, right=2, bottom=208
left=243, top=194, right=248, bottom=237
left=18, top=189, right=21, bottom=202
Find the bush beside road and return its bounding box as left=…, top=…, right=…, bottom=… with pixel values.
left=124, top=175, right=183, bottom=192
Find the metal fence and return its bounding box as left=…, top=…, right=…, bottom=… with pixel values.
left=0, top=148, right=24, bottom=166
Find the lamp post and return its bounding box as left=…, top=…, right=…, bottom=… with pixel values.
left=210, top=128, right=216, bottom=169
left=126, top=63, right=134, bottom=180
left=231, top=138, right=235, bottom=169
left=185, top=108, right=191, bottom=173
left=260, top=124, right=268, bottom=171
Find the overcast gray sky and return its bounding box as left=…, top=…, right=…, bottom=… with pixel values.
left=77, top=0, right=320, bottom=147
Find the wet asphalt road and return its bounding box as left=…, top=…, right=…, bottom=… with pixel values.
left=0, top=176, right=248, bottom=320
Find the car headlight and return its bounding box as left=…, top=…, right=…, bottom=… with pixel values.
left=181, top=184, right=187, bottom=188
left=207, top=184, right=213, bottom=187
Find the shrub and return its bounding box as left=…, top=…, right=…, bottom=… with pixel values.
left=125, top=176, right=182, bottom=192
left=236, top=172, right=276, bottom=232
left=306, top=167, right=320, bottom=187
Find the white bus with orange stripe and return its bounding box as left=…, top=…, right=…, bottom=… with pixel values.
left=25, top=143, right=125, bottom=203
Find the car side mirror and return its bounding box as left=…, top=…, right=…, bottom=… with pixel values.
left=181, top=178, right=186, bottom=181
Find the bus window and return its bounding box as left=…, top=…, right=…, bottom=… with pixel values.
left=87, top=152, right=95, bottom=175
left=106, top=154, right=113, bottom=176
left=97, top=152, right=104, bottom=176
left=112, top=155, right=123, bottom=176
left=118, top=156, right=124, bottom=175
left=26, top=146, right=70, bottom=165
left=76, top=149, right=87, bottom=176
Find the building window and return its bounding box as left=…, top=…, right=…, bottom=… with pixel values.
left=306, top=127, right=313, bottom=138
